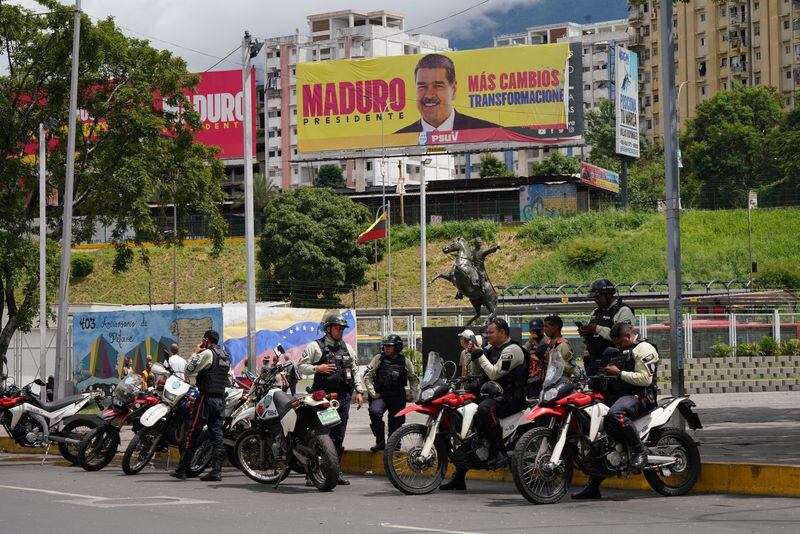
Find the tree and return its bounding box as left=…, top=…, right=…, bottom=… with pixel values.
left=584, top=99, right=620, bottom=171
left=257, top=187, right=376, bottom=307
left=627, top=142, right=666, bottom=211
left=478, top=153, right=513, bottom=178
left=314, top=164, right=345, bottom=188
left=530, top=152, right=581, bottom=176
left=682, top=86, right=784, bottom=208
left=0, top=2, right=226, bottom=363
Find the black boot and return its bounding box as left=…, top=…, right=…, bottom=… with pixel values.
left=170, top=455, right=188, bottom=480
left=200, top=448, right=224, bottom=481
left=369, top=423, right=386, bottom=452
left=440, top=468, right=467, bottom=491
left=336, top=446, right=350, bottom=486
left=571, top=476, right=604, bottom=499
left=621, top=425, right=648, bottom=470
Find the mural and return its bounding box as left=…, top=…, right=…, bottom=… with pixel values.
left=222, top=307, right=357, bottom=376
left=72, top=308, right=223, bottom=391
left=519, top=183, right=578, bottom=221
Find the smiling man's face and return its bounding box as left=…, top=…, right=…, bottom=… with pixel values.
left=415, top=67, right=456, bottom=128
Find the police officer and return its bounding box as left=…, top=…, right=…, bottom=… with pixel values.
left=578, top=279, right=635, bottom=381
left=440, top=318, right=528, bottom=491
left=572, top=322, right=659, bottom=500
left=363, top=334, right=420, bottom=452
left=299, top=313, right=364, bottom=486
left=171, top=329, right=232, bottom=481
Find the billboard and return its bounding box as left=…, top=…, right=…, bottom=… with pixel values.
left=186, top=68, right=256, bottom=159
left=615, top=46, right=640, bottom=158
left=298, top=43, right=578, bottom=152
left=580, top=162, right=620, bottom=194
left=72, top=307, right=223, bottom=391
left=519, top=183, right=578, bottom=220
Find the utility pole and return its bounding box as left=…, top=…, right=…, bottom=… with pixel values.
left=659, top=0, right=685, bottom=397
left=54, top=0, right=82, bottom=399
left=38, top=123, right=47, bottom=381
left=420, top=158, right=432, bottom=328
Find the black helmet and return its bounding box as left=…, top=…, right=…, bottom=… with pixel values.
left=528, top=318, right=544, bottom=331
left=381, top=334, right=404, bottom=352
left=588, top=278, right=616, bottom=298
left=480, top=381, right=505, bottom=400
left=323, top=313, right=349, bottom=330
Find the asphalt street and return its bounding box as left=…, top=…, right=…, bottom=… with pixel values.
left=0, top=461, right=797, bottom=534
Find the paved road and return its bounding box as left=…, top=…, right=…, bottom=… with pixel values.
left=0, top=461, right=797, bottom=534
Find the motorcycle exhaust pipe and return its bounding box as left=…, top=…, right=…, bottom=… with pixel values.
left=646, top=455, right=677, bottom=465
left=48, top=435, right=80, bottom=445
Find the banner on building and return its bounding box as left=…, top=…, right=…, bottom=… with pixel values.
left=580, top=162, right=620, bottom=194
left=72, top=307, right=223, bottom=391
left=519, top=183, right=578, bottom=221
left=614, top=46, right=640, bottom=158
left=298, top=44, right=579, bottom=152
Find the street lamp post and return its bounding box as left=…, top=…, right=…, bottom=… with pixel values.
left=676, top=81, right=692, bottom=173
left=420, top=158, right=432, bottom=329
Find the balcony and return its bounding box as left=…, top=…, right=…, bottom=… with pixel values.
left=629, top=9, right=644, bottom=26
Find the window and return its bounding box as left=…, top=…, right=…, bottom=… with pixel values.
left=754, top=24, right=760, bottom=37
left=653, top=93, right=659, bottom=103
left=723, top=81, right=728, bottom=90
left=646, top=119, right=653, bottom=130
left=699, top=62, right=707, bottom=76
left=700, top=86, right=707, bottom=96
left=720, top=6, right=726, bottom=17
left=788, top=70, right=793, bottom=80
left=700, top=13, right=706, bottom=23
left=756, top=51, right=761, bottom=60
left=584, top=84, right=591, bottom=90
left=721, top=57, right=728, bottom=67
left=645, top=95, right=652, bottom=107
left=366, top=161, right=372, bottom=171
left=755, top=74, right=761, bottom=85
left=700, top=37, right=706, bottom=47
left=785, top=20, right=791, bottom=30
left=754, top=2, right=759, bottom=10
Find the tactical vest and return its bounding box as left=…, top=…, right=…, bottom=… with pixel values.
left=586, top=300, right=634, bottom=358
left=196, top=346, right=231, bottom=396
left=485, top=340, right=528, bottom=402
left=311, top=338, right=355, bottom=395
left=604, top=340, right=657, bottom=402
left=374, top=353, right=408, bottom=396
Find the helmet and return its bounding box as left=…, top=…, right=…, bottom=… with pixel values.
left=588, top=278, right=616, bottom=298
left=479, top=381, right=505, bottom=400
left=528, top=318, right=544, bottom=331
left=323, top=313, right=349, bottom=330
left=381, top=334, right=404, bottom=352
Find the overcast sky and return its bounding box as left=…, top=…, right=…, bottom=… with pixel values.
left=11, top=0, right=546, bottom=71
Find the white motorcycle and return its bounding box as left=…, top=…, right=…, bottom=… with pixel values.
left=0, top=377, right=101, bottom=464
left=510, top=351, right=703, bottom=504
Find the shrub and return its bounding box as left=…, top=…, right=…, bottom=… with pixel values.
left=404, top=348, right=423, bottom=378
left=779, top=339, right=800, bottom=356
left=758, top=336, right=779, bottom=357
left=710, top=342, right=733, bottom=358
left=735, top=342, right=762, bottom=357
left=755, top=260, right=800, bottom=290
left=391, top=220, right=499, bottom=251
left=565, top=237, right=609, bottom=267
left=516, top=210, right=648, bottom=246
left=71, top=253, right=95, bottom=279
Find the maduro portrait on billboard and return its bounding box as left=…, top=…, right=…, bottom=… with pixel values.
left=298, top=44, right=573, bottom=152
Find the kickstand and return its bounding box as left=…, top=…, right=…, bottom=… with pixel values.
left=273, top=465, right=291, bottom=489
left=40, top=443, right=51, bottom=466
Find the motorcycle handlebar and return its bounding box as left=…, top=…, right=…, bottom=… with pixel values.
left=586, top=374, right=620, bottom=381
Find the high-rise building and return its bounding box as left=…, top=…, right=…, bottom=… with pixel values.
left=628, top=0, right=800, bottom=140
left=258, top=9, right=454, bottom=190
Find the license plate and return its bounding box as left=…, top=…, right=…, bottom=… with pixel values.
left=317, top=408, right=341, bottom=427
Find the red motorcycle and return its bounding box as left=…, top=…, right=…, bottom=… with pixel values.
left=77, top=375, right=161, bottom=471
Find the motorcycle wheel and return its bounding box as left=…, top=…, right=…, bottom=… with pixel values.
left=644, top=427, right=701, bottom=496
left=234, top=427, right=284, bottom=484
left=58, top=417, right=99, bottom=465
left=383, top=423, right=448, bottom=495
left=77, top=426, right=120, bottom=471
left=187, top=430, right=213, bottom=477
left=306, top=435, right=339, bottom=492
left=122, top=428, right=162, bottom=475
left=511, top=427, right=573, bottom=505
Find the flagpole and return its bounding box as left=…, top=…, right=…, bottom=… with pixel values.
left=387, top=200, right=392, bottom=330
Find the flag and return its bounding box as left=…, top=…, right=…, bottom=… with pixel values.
left=356, top=212, right=386, bottom=245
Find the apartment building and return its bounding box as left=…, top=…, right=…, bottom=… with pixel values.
left=258, top=9, right=453, bottom=191
left=628, top=0, right=800, bottom=140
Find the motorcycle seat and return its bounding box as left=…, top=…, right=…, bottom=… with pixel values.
left=271, top=390, right=294, bottom=417
left=27, top=393, right=87, bottom=412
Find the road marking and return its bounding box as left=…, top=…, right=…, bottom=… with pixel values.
left=0, top=484, right=216, bottom=508
left=380, top=524, right=488, bottom=534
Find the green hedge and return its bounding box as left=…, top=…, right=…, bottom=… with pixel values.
left=71, top=253, right=95, bottom=279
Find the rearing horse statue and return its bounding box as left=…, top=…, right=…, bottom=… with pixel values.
left=429, top=237, right=498, bottom=326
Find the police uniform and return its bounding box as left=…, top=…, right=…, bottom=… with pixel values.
left=472, top=339, right=528, bottom=443
left=363, top=351, right=420, bottom=448
left=584, top=299, right=635, bottom=379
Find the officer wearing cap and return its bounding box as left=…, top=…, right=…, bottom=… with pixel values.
left=578, top=279, right=635, bottom=381
left=299, top=313, right=364, bottom=485
left=363, top=334, right=420, bottom=452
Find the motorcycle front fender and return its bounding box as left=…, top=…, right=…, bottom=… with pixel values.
left=396, top=403, right=439, bottom=417
left=140, top=404, right=170, bottom=427
left=231, top=406, right=255, bottom=429
left=524, top=405, right=566, bottom=422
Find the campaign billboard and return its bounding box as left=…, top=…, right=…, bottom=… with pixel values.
left=580, top=162, right=620, bottom=194
left=297, top=43, right=578, bottom=152
left=614, top=46, right=640, bottom=158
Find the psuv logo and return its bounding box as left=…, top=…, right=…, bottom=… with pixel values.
left=417, top=132, right=429, bottom=145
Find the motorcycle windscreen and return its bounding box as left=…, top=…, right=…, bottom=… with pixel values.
left=542, top=350, right=565, bottom=388
left=421, top=352, right=443, bottom=388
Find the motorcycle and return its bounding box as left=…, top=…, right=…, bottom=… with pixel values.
left=121, top=364, right=205, bottom=475
left=77, top=374, right=161, bottom=471
left=233, top=367, right=342, bottom=491
left=383, top=352, right=535, bottom=495
left=0, top=376, right=101, bottom=464
left=510, top=351, right=703, bottom=504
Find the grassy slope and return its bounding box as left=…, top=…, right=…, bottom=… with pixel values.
left=70, top=208, right=799, bottom=307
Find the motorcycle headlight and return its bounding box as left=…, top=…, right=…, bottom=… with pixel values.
left=419, top=388, right=435, bottom=402
left=542, top=387, right=559, bottom=403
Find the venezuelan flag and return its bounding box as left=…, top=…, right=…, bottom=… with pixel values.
left=356, top=212, right=387, bottom=245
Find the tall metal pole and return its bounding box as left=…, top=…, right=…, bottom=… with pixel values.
left=242, top=33, right=257, bottom=372
left=420, top=162, right=428, bottom=328
left=172, top=198, right=178, bottom=311
left=659, top=0, right=685, bottom=397
left=38, top=124, right=47, bottom=381
left=54, top=0, right=82, bottom=399
left=747, top=201, right=753, bottom=284
left=387, top=200, right=392, bottom=329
